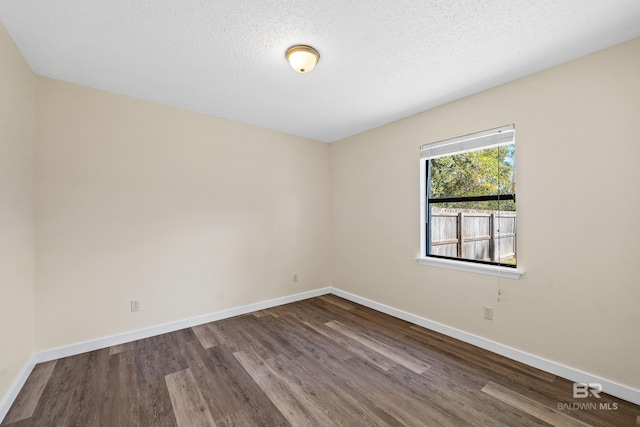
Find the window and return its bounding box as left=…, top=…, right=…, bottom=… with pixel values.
left=419, top=125, right=520, bottom=275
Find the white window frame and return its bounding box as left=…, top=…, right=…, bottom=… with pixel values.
left=416, top=124, right=524, bottom=279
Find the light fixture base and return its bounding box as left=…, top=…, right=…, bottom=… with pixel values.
left=286, top=45, right=320, bottom=73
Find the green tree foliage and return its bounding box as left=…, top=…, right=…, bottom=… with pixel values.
left=430, top=145, right=515, bottom=211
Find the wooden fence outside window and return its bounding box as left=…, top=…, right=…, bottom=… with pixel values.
left=430, top=208, right=516, bottom=263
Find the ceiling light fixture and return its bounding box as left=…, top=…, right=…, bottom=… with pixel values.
left=286, top=45, right=320, bottom=73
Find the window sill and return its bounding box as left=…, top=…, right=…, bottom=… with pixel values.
left=415, top=256, right=524, bottom=279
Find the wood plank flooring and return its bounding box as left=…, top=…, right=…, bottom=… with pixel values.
left=3, top=295, right=639, bottom=426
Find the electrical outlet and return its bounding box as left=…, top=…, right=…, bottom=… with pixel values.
left=293, top=273, right=298, bottom=283
left=131, top=300, right=140, bottom=312
left=483, top=305, right=494, bottom=320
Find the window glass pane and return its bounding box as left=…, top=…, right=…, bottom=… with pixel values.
left=429, top=202, right=516, bottom=265
left=430, top=144, right=515, bottom=199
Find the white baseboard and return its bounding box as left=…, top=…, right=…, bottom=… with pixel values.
left=329, top=287, right=640, bottom=406
left=37, top=287, right=331, bottom=363
left=0, top=353, right=37, bottom=424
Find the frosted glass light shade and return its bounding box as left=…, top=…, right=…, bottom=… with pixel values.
left=286, top=45, right=320, bottom=73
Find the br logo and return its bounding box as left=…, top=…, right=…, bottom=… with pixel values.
left=573, top=383, right=602, bottom=398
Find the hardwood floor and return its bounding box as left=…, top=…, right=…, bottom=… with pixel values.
left=3, top=295, right=638, bottom=426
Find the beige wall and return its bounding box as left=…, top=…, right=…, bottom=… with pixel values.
left=35, top=78, right=331, bottom=349
left=331, top=38, right=640, bottom=389
left=0, top=25, right=36, bottom=400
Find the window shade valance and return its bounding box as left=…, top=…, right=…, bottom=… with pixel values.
left=420, top=124, right=515, bottom=159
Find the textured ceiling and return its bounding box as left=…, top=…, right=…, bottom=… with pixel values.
left=2, top=1, right=640, bottom=142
